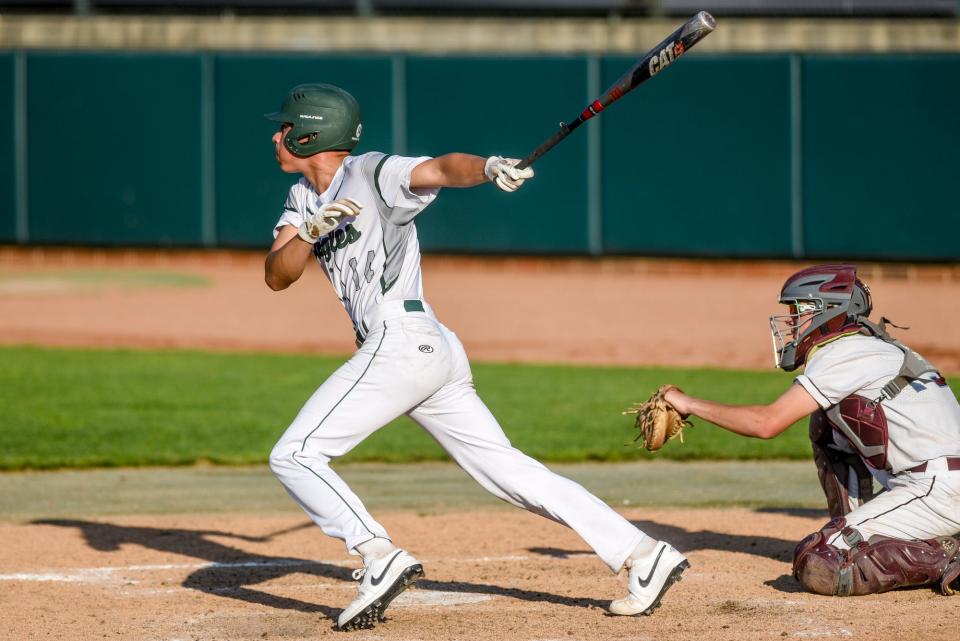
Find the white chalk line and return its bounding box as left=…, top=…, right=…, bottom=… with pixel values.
left=0, top=555, right=529, bottom=584
left=115, top=585, right=493, bottom=607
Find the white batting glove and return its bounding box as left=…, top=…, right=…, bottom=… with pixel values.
left=484, top=156, right=534, bottom=193
left=297, top=198, right=363, bottom=244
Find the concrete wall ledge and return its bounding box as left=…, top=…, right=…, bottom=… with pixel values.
left=0, top=15, right=958, bottom=53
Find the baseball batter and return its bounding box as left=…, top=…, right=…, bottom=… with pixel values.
left=262, top=83, right=688, bottom=630
left=661, top=264, right=960, bottom=596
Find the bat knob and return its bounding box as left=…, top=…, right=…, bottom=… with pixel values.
left=559, top=121, right=566, bottom=127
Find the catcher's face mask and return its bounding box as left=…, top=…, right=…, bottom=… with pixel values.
left=769, top=299, right=821, bottom=369
left=768, top=264, right=873, bottom=371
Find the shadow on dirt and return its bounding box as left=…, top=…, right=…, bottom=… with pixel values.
left=32, top=519, right=611, bottom=615
left=764, top=574, right=806, bottom=593
left=527, top=547, right=594, bottom=559
left=32, top=518, right=346, bottom=617
left=754, top=507, right=829, bottom=519
left=528, top=521, right=804, bottom=564
left=633, top=519, right=798, bottom=562
left=529, top=522, right=808, bottom=594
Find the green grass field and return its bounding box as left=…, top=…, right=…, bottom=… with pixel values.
left=0, top=345, right=815, bottom=470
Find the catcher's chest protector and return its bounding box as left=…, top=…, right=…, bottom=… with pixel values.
left=824, top=321, right=944, bottom=473
left=826, top=396, right=889, bottom=470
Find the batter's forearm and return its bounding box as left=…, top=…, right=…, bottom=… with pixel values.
left=412, top=153, right=488, bottom=189
left=265, top=236, right=313, bottom=291
left=436, top=153, right=488, bottom=187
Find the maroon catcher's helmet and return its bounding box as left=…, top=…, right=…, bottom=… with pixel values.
left=769, top=264, right=873, bottom=371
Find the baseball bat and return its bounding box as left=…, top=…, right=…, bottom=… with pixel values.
left=515, top=10, right=716, bottom=170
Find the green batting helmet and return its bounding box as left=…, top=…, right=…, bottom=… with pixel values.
left=265, top=84, right=363, bottom=157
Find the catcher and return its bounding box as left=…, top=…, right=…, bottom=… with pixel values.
left=633, top=264, right=960, bottom=596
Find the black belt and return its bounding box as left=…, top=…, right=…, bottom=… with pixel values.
left=907, top=457, right=960, bottom=473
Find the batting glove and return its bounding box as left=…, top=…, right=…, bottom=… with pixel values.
left=484, top=156, right=534, bottom=193
left=298, top=198, right=363, bottom=244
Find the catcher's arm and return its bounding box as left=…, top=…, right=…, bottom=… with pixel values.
left=664, top=383, right=819, bottom=439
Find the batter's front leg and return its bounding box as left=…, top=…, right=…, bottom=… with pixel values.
left=409, top=387, right=645, bottom=573
left=269, top=361, right=393, bottom=552
left=269, top=326, right=447, bottom=553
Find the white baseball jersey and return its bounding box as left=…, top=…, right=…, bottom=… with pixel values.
left=796, top=334, right=960, bottom=547
left=268, top=152, right=650, bottom=575
left=273, top=152, right=437, bottom=340
left=796, top=334, right=960, bottom=475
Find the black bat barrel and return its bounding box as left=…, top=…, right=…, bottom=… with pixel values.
left=516, top=11, right=716, bottom=170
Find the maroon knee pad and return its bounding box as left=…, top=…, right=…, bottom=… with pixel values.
left=794, top=519, right=960, bottom=596
left=793, top=518, right=847, bottom=595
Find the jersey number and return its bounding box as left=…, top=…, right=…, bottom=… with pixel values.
left=347, top=250, right=376, bottom=293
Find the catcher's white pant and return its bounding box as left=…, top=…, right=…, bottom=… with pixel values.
left=828, top=465, right=960, bottom=550
left=270, top=300, right=645, bottom=572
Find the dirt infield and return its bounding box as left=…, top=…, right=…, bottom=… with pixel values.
left=2, top=507, right=958, bottom=641
left=2, top=248, right=960, bottom=640
left=1, top=463, right=957, bottom=641
left=2, top=247, right=960, bottom=370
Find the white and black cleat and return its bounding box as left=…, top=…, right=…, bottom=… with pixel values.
left=637, top=560, right=689, bottom=615
left=337, top=549, right=424, bottom=631
left=609, top=542, right=689, bottom=616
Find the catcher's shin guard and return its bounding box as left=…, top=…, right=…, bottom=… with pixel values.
left=793, top=518, right=960, bottom=596
left=942, top=556, right=960, bottom=596
left=809, top=411, right=874, bottom=518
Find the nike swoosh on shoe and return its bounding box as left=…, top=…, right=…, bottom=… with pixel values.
left=370, top=550, right=403, bottom=586
left=637, top=545, right=666, bottom=588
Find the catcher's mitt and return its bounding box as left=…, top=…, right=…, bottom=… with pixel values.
left=623, top=384, right=692, bottom=452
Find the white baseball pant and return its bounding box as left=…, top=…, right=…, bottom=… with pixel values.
left=827, top=464, right=960, bottom=550
left=269, top=300, right=645, bottom=572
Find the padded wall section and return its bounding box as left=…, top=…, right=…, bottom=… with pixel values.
left=9, top=51, right=958, bottom=261
left=802, top=55, right=960, bottom=261
left=27, top=54, right=203, bottom=245
left=0, top=54, right=15, bottom=242
left=406, top=56, right=590, bottom=254
left=601, top=55, right=793, bottom=257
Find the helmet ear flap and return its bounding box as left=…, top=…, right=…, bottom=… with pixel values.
left=283, top=129, right=323, bottom=158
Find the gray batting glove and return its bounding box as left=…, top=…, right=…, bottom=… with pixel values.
left=298, top=198, right=363, bottom=244
left=484, top=156, right=535, bottom=193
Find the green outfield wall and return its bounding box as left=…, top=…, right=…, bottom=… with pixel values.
left=1, top=51, right=958, bottom=260
left=0, top=54, right=15, bottom=243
